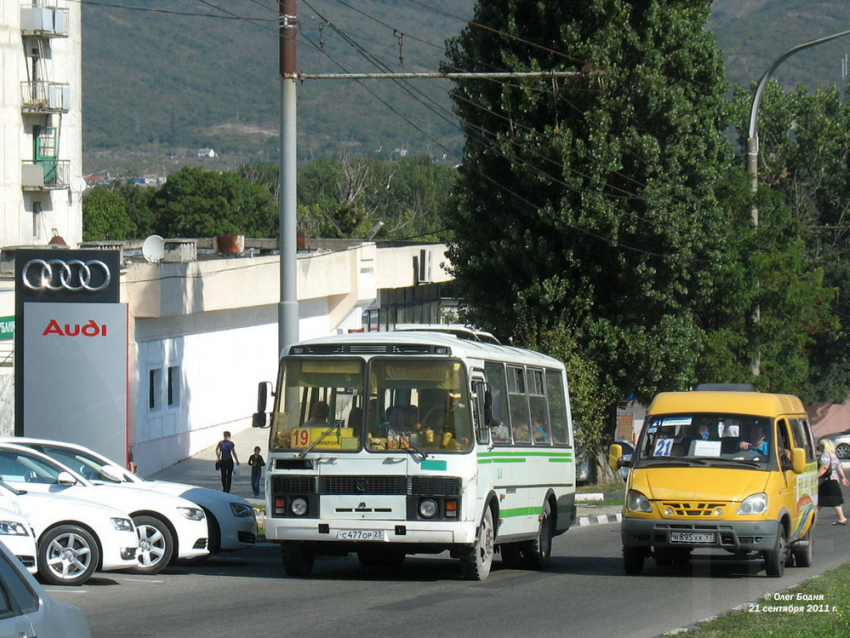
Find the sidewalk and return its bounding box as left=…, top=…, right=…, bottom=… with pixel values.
left=148, top=426, right=270, bottom=506
left=149, top=427, right=623, bottom=527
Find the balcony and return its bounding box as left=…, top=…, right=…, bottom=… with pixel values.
left=20, top=4, right=69, bottom=37
left=20, top=81, right=70, bottom=113
left=21, top=160, right=70, bottom=191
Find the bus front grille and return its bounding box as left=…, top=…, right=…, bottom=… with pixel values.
left=320, top=476, right=407, bottom=495
left=410, top=476, right=462, bottom=497
left=272, top=475, right=318, bottom=493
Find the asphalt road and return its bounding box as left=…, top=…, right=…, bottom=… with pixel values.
left=46, top=508, right=850, bottom=638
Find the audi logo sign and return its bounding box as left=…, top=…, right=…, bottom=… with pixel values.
left=21, top=259, right=112, bottom=292
left=15, top=249, right=120, bottom=304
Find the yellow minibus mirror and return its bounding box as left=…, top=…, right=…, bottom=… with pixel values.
left=609, top=444, right=623, bottom=472
left=791, top=448, right=806, bottom=474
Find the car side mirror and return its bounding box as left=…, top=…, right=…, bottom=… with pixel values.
left=609, top=444, right=623, bottom=472
left=791, top=448, right=806, bottom=475
left=56, top=471, right=78, bottom=486
left=99, top=465, right=125, bottom=483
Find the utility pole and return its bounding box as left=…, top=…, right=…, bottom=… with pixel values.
left=278, top=0, right=299, bottom=359
left=274, top=3, right=600, bottom=357
left=745, top=29, right=850, bottom=375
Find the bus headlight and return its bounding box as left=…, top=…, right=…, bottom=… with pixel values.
left=737, top=493, right=768, bottom=515
left=627, top=490, right=652, bottom=513
left=419, top=499, right=438, bottom=519
left=291, top=498, right=308, bottom=516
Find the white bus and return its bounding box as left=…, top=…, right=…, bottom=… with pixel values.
left=253, top=330, right=578, bottom=580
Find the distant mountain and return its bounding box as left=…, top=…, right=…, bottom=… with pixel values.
left=82, top=0, right=850, bottom=174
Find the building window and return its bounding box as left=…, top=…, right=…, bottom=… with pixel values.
left=167, top=365, right=180, bottom=408
left=149, top=368, right=162, bottom=411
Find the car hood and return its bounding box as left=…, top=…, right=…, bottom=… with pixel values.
left=144, top=480, right=253, bottom=509
left=637, top=467, right=769, bottom=502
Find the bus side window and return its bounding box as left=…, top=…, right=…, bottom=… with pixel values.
left=546, top=369, right=570, bottom=445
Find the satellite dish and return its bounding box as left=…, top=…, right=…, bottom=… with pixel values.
left=142, top=235, right=165, bottom=263
left=71, top=177, right=87, bottom=193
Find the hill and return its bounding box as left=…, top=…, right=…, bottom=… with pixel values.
left=81, top=0, right=850, bottom=175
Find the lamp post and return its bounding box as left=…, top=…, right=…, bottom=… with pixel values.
left=746, top=29, right=850, bottom=225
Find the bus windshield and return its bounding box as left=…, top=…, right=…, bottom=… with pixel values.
left=269, top=357, right=473, bottom=453
left=637, top=413, right=778, bottom=469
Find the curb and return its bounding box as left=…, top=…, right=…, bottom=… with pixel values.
left=576, top=512, right=622, bottom=528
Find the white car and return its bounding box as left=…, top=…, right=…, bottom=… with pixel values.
left=0, top=481, right=138, bottom=586
left=0, top=506, right=38, bottom=574
left=0, top=444, right=208, bottom=575
left=5, top=438, right=257, bottom=554
left=0, top=538, right=92, bottom=637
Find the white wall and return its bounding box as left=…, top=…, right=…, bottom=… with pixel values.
left=0, top=1, right=83, bottom=248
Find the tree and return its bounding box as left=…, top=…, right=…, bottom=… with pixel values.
left=150, top=167, right=277, bottom=238
left=82, top=187, right=135, bottom=241
left=444, top=0, right=734, bottom=448
left=730, top=82, right=848, bottom=402
left=296, top=156, right=456, bottom=241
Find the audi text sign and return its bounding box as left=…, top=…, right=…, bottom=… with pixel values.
left=15, top=249, right=127, bottom=464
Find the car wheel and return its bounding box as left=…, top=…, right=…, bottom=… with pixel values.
left=836, top=443, right=850, bottom=460
left=130, top=515, right=174, bottom=575
left=38, top=524, right=100, bottom=586
left=791, top=525, right=814, bottom=568
left=764, top=526, right=788, bottom=578
left=460, top=507, right=494, bottom=580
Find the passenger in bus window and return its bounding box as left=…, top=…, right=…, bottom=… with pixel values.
left=512, top=408, right=531, bottom=444
left=532, top=416, right=549, bottom=443
left=304, top=401, right=330, bottom=427
left=378, top=405, right=406, bottom=438
left=492, top=422, right=510, bottom=442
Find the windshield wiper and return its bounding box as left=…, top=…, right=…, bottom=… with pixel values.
left=642, top=458, right=709, bottom=467
left=298, top=423, right=342, bottom=458
left=402, top=440, right=428, bottom=461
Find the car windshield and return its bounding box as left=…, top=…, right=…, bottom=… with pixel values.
left=0, top=449, right=67, bottom=486
left=28, top=446, right=114, bottom=483
left=637, top=413, right=776, bottom=469
left=270, top=357, right=473, bottom=453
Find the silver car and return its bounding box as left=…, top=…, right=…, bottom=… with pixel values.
left=0, top=533, right=91, bottom=637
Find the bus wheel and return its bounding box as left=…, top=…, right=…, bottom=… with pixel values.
left=764, top=527, right=788, bottom=578
left=500, top=542, right=522, bottom=569
left=521, top=501, right=553, bottom=570
left=623, top=546, right=644, bottom=575
left=460, top=507, right=494, bottom=580
left=281, top=541, right=315, bottom=577
left=791, top=526, right=813, bottom=568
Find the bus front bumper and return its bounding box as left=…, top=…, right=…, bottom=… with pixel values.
left=264, top=518, right=478, bottom=545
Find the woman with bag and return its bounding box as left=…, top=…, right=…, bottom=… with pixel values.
left=215, top=431, right=240, bottom=493
left=817, top=438, right=849, bottom=525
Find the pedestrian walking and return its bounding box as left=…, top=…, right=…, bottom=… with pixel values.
left=215, top=431, right=240, bottom=493
left=248, top=446, right=265, bottom=498
left=817, top=438, right=849, bottom=525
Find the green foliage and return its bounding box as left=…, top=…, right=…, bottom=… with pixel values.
left=82, top=187, right=135, bottom=241
left=150, top=167, right=277, bottom=238
left=296, top=156, right=456, bottom=240
left=445, top=0, right=733, bottom=435
left=730, top=83, right=850, bottom=401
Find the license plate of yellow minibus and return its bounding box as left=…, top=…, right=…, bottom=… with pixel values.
left=338, top=530, right=386, bottom=541
left=671, top=531, right=715, bottom=544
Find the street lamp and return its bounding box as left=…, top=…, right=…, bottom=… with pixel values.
left=745, top=29, right=850, bottom=375
left=746, top=29, right=850, bottom=226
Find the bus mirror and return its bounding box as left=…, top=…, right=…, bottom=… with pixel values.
left=483, top=387, right=493, bottom=426
left=252, top=412, right=267, bottom=429
left=257, top=381, right=271, bottom=412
